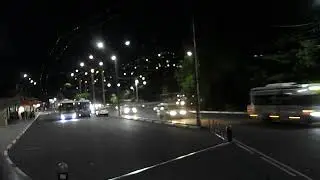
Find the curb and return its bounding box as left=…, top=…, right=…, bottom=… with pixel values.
left=121, top=116, right=200, bottom=129
left=3, top=113, right=41, bottom=180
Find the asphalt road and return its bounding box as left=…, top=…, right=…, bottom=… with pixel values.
left=7, top=112, right=304, bottom=180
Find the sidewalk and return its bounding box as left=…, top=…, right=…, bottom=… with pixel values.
left=0, top=120, right=34, bottom=152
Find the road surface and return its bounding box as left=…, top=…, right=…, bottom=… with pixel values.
left=6, top=112, right=305, bottom=180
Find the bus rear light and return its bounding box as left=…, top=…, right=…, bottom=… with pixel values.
left=269, top=115, right=279, bottom=118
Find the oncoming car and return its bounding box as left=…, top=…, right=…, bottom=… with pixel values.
left=121, top=105, right=138, bottom=115
left=58, top=100, right=77, bottom=121
left=156, top=103, right=188, bottom=120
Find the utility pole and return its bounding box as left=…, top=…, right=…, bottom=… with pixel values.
left=101, top=70, right=106, bottom=105
left=114, top=61, right=121, bottom=116
left=90, top=70, right=96, bottom=104
left=78, top=79, right=82, bottom=93
left=192, top=16, right=201, bottom=127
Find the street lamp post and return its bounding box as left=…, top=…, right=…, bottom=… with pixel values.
left=192, top=17, right=201, bottom=126
left=135, top=79, right=139, bottom=102
left=90, top=69, right=96, bottom=103
left=99, top=62, right=106, bottom=105
left=78, top=79, right=82, bottom=93
left=111, top=55, right=121, bottom=116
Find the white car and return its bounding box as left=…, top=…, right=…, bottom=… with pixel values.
left=95, top=108, right=109, bottom=117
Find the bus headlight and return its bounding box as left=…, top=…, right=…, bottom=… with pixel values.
left=179, top=109, right=187, bottom=115
left=124, top=107, right=130, bottom=114
left=132, top=107, right=137, bottom=113
left=310, top=111, right=320, bottom=117
left=169, top=110, right=177, bottom=116
left=60, top=114, right=65, bottom=120
left=72, top=113, right=76, bottom=119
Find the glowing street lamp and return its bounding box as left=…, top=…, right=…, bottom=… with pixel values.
left=75, top=69, right=79, bottom=73
left=143, top=81, right=147, bottom=85
left=91, top=69, right=95, bottom=73
left=23, top=74, right=28, bottom=78
left=187, top=51, right=193, bottom=57
left=107, top=83, right=111, bottom=87
left=30, top=80, right=34, bottom=83
left=33, top=82, right=37, bottom=85
left=111, top=55, right=117, bottom=61
left=96, top=41, right=104, bottom=49
left=89, top=54, right=94, bottom=59
left=135, top=79, right=139, bottom=102
left=71, top=73, right=74, bottom=77
left=125, top=40, right=130, bottom=46
left=80, top=62, right=85, bottom=67
left=99, top=61, right=103, bottom=66
left=85, top=72, right=88, bottom=76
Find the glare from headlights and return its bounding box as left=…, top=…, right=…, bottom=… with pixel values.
left=72, top=113, right=77, bottom=119
left=179, top=109, right=187, bottom=115
left=132, top=107, right=137, bottom=113
left=60, top=114, right=65, bottom=120
left=124, top=107, right=130, bottom=114
left=311, top=111, right=320, bottom=117
left=170, top=110, right=177, bottom=116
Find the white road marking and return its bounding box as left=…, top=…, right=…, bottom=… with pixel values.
left=236, top=144, right=254, bottom=154
left=214, top=133, right=225, bottom=140
left=260, top=156, right=296, bottom=176
left=234, top=139, right=313, bottom=180
left=107, top=142, right=230, bottom=180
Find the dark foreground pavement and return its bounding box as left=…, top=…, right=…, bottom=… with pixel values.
left=7, top=113, right=307, bottom=180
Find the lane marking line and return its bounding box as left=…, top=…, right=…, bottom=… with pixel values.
left=233, top=139, right=313, bottom=180
left=236, top=144, right=254, bottom=154
left=214, top=133, right=225, bottom=140
left=107, top=142, right=230, bottom=180
left=260, top=156, right=296, bottom=176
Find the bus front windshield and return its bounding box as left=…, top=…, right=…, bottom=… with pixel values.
left=59, top=103, right=76, bottom=113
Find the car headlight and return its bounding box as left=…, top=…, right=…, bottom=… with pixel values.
left=179, top=109, right=187, bottom=115
left=169, top=110, right=177, bottom=116
left=72, top=113, right=77, bottom=119
left=60, top=114, right=65, bottom=120
left=132, top=107, right=137, bottom=113
left=124, top=107, right=130, bottom=114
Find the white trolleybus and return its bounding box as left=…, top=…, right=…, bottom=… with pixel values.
left=247, top=82, right=320, bottom=123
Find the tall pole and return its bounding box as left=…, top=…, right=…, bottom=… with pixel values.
left=135, top=83, right=139, bottom=102
left=78, top=79, right=82, bottom=93
left=91, top=72, right=96, bottom=104
left=101, top=69, right=106, bottom=105
left=192, top=16, right=201, bottom=126
left=114, top=61, right=121, bottom=116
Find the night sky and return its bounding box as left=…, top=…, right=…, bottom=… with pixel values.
left=0, top=0, right=315, bottom=96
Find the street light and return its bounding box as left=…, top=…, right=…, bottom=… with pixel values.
left=33, top=82, right=37, bottom=85
left=71, top=73, right=74, bottom=77
left=130, top=86, right=134, bottom=90
left=125, top=40, right=130, bottom=46
left=117, top=83, right=120, bottom=87
left=143, top=81, right=147, bottom=85
left=91, top=69, right=95, bottom=73
left=99, top=61, right=103, bottom=66
left=90, top=69, right=95, bottom=103
left=23, top=74, right=28, bottom=78
left=135, top=79, right=139, bottom=102
left=80, top=62, right=85, bottom=67
left=96, top=41, right=104, bottom=49
left=142, top=77, right=145, bottom=80
left=75, top=69, right=79, bottom=73
left=85, top=72, right=88, bottom=76
left=30, top=80, right=34, bottom=83
left=89, top=54, right=94, bottom=59
left=187, top=51, right=193, bottom=57
left=111, top=55, right=117, bottom=61
left=107, top=83, right=111, bottom=87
